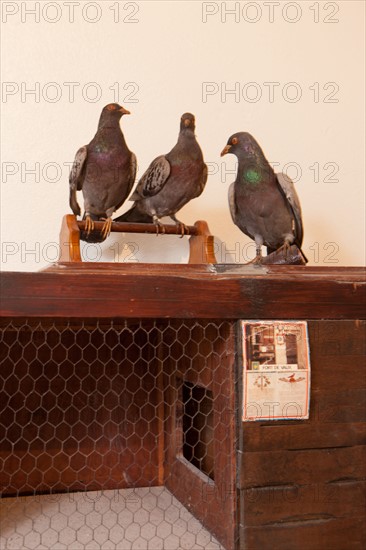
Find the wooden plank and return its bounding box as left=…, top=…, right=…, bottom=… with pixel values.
left=1, top=267, right=365, bottom=319
left=308, top=320, right=366, bottom=357
left=239, top=446, right=366, bottom=489
left=309, top=390, right=366, bottom=423
left=240, top=516, right=366, bottom=550
left=241, top=481, right=366, bottom=525
left=307, top=321, right=366, bottom=396
left=310, top=361, right=366, bottom=391
left=39, top=263, right=366, bottom=278
left=241, top=422, right=366, bottom=452
left=0, top=447, right=160, bottom=497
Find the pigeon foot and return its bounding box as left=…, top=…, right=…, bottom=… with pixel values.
left=176, top=222, right=189, bottom=238
left=248, top=243, right=263, bottom=265
left=282, top=241, right=291, bottom=260
left=248, top=255, right=263, bottom=265
left=170, top=215, right=188, bottom=238
left=100, top=217, right=113, bottom=240
left=153, top=216, right=165, bottom=236
left=85, top=215, right=95, bottom=236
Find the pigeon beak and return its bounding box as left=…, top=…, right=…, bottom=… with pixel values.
left=221, top=144, right=231, bottom=157
left=184, top=119, right=191, bottom=127
left=119, top=107, right=131, bottom=115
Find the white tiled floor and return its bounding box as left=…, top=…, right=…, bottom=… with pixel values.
left=0, top=487, right=223, bottom=549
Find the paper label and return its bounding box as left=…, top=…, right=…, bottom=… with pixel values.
left=241, top=321, right=311, bottom=421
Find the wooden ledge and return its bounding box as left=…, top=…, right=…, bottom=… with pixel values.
left=1, top=266, right=365, bottom=319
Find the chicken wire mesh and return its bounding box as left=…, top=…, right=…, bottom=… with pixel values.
left=0, top=318, right=238, bottom=550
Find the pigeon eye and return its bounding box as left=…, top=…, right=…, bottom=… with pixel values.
left=107, top=104, right=116, bottom=111
left=232, top=137, right=238, bottom=145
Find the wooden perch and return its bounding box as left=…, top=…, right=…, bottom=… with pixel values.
left=59, top=215, right=217, bottom=264
left=78, top=220, right=198, bottom=236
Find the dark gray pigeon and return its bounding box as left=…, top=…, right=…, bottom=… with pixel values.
left=221, top=132, right=306, bottom=262
left=114, top=113, right=207, bottom=231
left=69, top=103, right=136, bottom=243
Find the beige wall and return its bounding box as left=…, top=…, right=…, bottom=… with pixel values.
left=1, top=0, right=365, bottom=271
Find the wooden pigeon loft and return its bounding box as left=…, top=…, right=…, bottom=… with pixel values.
left=0, top=263, right=365, bottom=550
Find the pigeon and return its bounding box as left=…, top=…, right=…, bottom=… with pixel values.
left=221, top=132, right=306, bottom=262
left=114, top=113, right=207, bottom=232
left=69, top=103, right=136, bottom=243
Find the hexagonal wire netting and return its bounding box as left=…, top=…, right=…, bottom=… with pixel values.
left=0, top=319, right=237, bottom=549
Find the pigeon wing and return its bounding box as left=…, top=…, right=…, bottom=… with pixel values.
left=276, top=172, right=304, bottom=246
left=130, top=155, right=170, bottom=200
left=228, top=182, right=237, bottom=225
left=129, top=152, right=138, bottom=194
left=200, top=163, right=208, bottom=194
left=69, top=146, right=87, bottom=216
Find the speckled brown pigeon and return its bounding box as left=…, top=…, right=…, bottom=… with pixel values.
left=221, top=132, right=307, bottom=262
left=69, top=103, right=136, bottom=243
left=114, top=113, right=207, bottom=231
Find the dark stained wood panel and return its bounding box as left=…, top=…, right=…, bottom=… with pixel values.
left=240, top=517, right=365, bottom=550
left=242, top=481, right=365, bottom=525
left=1, top=265, right=365, bottom=319
left=239, top=446, right=366, bottom=488
left=241, top=421, right=366, bottom=452
left=239, top=320, right=366, bottom=550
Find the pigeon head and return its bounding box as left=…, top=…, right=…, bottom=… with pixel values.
left=220, top=132, right=265, bottom=159
left=221, top=132, right=272, bottom=184
left=180, top=113, right=196, bottom=132
left=98, top=103, right=130, bottom=127
left=103, top=103, right=130, bottom=116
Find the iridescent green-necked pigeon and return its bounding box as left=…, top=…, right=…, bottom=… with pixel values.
left=221, top=132, right=307, bottom=262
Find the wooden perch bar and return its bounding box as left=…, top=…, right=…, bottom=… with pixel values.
left=77, top=220, right=199, bottom=236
